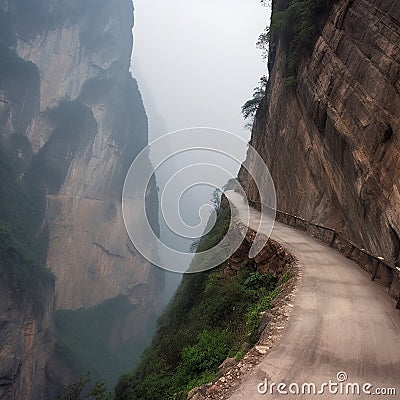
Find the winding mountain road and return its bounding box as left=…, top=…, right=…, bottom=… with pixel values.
left=225, top=191, right=400, bottom=400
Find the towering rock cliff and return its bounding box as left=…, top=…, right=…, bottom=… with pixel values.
left=0, top=0, right=163, bottom=397
left=14, top=0, right=161, bottom=310
left=240, top=0, right=400, bottom=265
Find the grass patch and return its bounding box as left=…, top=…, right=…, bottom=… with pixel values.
left=280, top=271, right=293, bottom=285
left=246, top=288, right=279, bottom=341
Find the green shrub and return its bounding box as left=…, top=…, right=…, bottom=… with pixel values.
left=241, top=76, right=268, bottom=126
left=180, top=330, right=231, bottom=377
left=246, top=288, right=279, bottom=341
left=57, top=374, right=113, bottom=400
left=244, top=271, right=275, bottom=291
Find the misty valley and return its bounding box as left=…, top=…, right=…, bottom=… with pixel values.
left=0, top=0, right=399, bottom=400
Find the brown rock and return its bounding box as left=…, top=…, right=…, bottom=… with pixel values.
left=240, top=0, right=400, bottom=267
left=206, top=384, right=219, bottom=396
left=218, top=357, right=237, bottom=372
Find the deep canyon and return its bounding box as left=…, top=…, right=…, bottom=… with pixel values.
left=0, top=0, right=399, bottom=399
left=0, top=0, right=163, bottom=398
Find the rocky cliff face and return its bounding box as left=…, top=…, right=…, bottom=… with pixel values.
left=0, top=0, right=162, bottom=397
left=240, top=0, right=400, bottom=264
left=14, top=0, right=158, bottom=310
left=0, top=282, right=56, bottom=400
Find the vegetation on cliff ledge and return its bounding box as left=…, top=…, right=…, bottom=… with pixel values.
left=258, top=0, right=335, bottom=82
left=242, top=0, right=335, bottom=123
left=114, top=206, right=280, bottom=400
left=241, top=76, right=268, bottom=127
left=0, top=146, right=54, bottom=298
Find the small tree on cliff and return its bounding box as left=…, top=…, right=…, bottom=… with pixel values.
left=241, top=75, right=267, bottom=129
left=58, top=374, right=112, bottom=400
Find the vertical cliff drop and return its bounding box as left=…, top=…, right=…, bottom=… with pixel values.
left=240, top=0, right=400, bottom=265
left=0, top=0, right=163, bottom=396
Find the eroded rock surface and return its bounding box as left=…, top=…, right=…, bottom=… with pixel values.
left=0, top=0, right=162, bottom=397
left=240, top=0, right=400, bottom=264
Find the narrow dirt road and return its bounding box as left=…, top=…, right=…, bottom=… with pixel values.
left=225, top=191, right=400, bottom=400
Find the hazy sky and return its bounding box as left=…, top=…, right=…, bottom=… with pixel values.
left=131, top=0, right=271, bottom=143
left=129, top=0, right=271, bottom=281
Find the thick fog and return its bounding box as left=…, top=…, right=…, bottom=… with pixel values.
left=129, top=0, right=271, bottom=290
left=131, top=0, right=271, bottom=140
